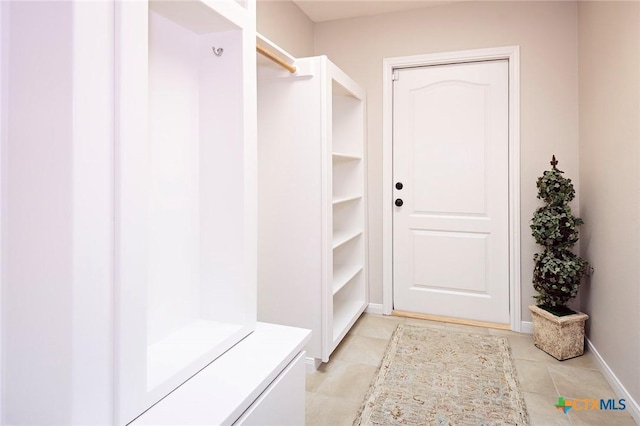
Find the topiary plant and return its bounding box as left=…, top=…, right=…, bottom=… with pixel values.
left=530, top=156, right=588, bottom=315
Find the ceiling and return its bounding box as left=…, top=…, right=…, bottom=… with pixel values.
left=291, top=0, right=459, bottom=23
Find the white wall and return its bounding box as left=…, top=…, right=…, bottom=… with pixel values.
left=314, top=1, right=581, bottom=322
left=256, top=0, right=314, bottom=57
left=578, top=0, right=640, bottom=410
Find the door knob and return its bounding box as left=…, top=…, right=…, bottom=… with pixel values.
left=395, top=199, right=403, bottom=207
left=395, top=182, right=403, bottom=190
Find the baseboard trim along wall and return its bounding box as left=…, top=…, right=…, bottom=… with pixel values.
left=520, top=321, right=533, bottom=334
left=586, top=338, right=640, bottom=424
left=365, top=303, right=384, bottom=315
left=305, top=357, right=321, bottom=372
left=521, top=321, right=638, bottom=422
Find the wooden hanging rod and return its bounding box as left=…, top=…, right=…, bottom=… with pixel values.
left=256, top=44, right=297, bottom=74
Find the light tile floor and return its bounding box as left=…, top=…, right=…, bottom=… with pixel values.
left=305, top=313, right=637, bottom=426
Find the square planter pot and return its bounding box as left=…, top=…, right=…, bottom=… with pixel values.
left=529, top=305, right=589, bottom=361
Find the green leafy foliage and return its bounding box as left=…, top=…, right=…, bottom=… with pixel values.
left=536, top=169, right=576, bottom=205
left=531, top=160, right=588, bottom=309
left=533, top=249, right=588, bottom=307
left=531, top=205, right=584, bottom=248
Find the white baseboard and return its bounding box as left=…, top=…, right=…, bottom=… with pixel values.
left=586, top=338, right=640, bottom=424
left=520, top=321, right=533, bottom=334
left=305, top=357, right=321, bottom=372
left=519, top=323, right=638, bottom=422
left=365, top=303, right=384, bottom=315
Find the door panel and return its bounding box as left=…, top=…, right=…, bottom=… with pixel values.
left=392, top=60, right=509, bottom=324
left=412, top=82, right=487, bottom=215
left=412, top=230, right=488, bottom=293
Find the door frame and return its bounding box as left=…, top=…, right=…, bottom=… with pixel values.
left=381, top=46, right=522, bottom=331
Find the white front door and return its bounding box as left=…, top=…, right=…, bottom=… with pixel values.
left=392, top=60, right=510, bottom=324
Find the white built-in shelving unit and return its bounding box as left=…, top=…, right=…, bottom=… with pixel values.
left=1, top=2, right=309, bottom=425
left=258, top=52, right=367, bottom=363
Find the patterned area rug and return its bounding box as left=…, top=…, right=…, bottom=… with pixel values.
left=353, top=325, right=530, bottom=426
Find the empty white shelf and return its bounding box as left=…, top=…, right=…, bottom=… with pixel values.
left=332, top=299, right=366, bottom=343
left=333, top=264, right=363, bottom=295
left=332, top=194, right=362, bottom=205
left=332, top=152, right=362, bottom=162
left=332, top=229, right=363, bottom=250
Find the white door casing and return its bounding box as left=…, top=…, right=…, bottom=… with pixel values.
left=392, top=60, right=509, bottom=324
left=381, top=47, right=521, bottom=331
